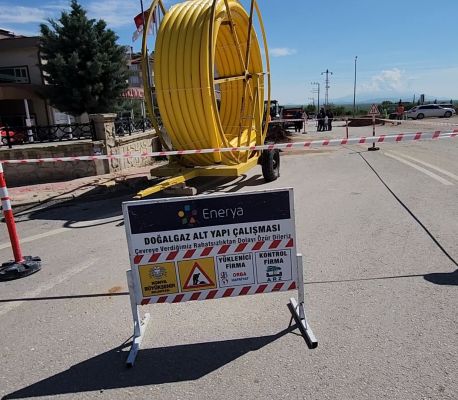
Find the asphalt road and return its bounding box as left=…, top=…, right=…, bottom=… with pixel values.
left=0, top=122, right=457, bottom=400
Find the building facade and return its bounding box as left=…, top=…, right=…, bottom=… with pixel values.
left=0, top=30, right=57, bottom=127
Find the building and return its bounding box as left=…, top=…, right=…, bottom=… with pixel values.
left=0, top=33, right=153, bottom=128
left=0, top=29, right=61, bottom=127
left=120, top=47, right=156, bottom=118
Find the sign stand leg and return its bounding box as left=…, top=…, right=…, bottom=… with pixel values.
left=287, top=254, right=318, bottom=348
left=126, top=270, right=150, bottom=367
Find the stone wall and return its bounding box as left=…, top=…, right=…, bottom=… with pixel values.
left=0, top=113, right=160, bottom=186
left=107, top=132, right=160, bottom=172
left=0, top=140, right=108, bottom=186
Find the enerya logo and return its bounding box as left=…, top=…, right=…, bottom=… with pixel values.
left=178, top=205, right=198, bottom=225
left=202, top=207, right=244, bottom=220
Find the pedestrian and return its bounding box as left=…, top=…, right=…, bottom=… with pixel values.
left=324, top=112, right=328, bottom=131
left=326, top=109, right=334, bottom=131
left=294, top=111, right=302, bottom=132
left=396, top=102, right=404, bottom=125
left=301, top=111, right=307, bottom=134
left=317, top=108, right=325, bottom=131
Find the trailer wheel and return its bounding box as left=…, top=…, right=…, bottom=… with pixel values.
left=261, top=149, right=280, bottom=182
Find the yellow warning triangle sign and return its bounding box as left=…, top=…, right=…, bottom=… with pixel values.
left=183, top=262, right=215, bottom=290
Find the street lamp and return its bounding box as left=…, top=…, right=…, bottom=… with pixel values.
left=353, top=56, right=358, bottom=118
left=311, top=82, right=320, bottom=112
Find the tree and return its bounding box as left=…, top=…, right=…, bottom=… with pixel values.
left=305, top=104, right=316, bottom=114
left=39, top=0, right=129, bottom=116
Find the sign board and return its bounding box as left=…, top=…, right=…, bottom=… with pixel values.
left=368, top=104, right=380, bottom=115
left=123, top=188, right=298, bottom=305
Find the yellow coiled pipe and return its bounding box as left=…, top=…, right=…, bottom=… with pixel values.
left=154, top=0, right=265, bottom=166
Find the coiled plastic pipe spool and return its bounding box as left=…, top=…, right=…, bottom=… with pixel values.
left=142, top=0, right=271, bottom=167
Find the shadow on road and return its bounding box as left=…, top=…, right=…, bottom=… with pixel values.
left=305, top=270, right=458, bottom=287
left=13, top=175, right=257, bottom=228
left=423, top=269, right=458, bottom=286
left=3, top=326, right=296, bottom=399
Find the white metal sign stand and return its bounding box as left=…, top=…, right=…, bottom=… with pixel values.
left=126, top=270, right=150, bottom=367
left=288, top=254, right=317, bottom=348
left=122, top=189, right=317, bottom=367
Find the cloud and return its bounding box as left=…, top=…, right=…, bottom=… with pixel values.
left=0, top=6, right=48, bottom=24
left=0, top=1, right=138, bottom=28
left=87, top=0, right=139, bottom=28
left=270, top=47, right=297, bottom=57
left=360, top=68, right=407, bottom=93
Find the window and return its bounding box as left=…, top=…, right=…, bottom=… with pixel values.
left=0, top=66, right=30, bottom=83
left=130, top=76, right=140, bottom=85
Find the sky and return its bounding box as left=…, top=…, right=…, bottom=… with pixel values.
left=1, top=0, right=458, bottom=105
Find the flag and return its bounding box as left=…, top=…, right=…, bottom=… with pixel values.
left=132, top=10, right=156, bottom=42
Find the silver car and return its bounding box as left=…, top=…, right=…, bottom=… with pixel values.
left=405, top=104, right=456, bottom=120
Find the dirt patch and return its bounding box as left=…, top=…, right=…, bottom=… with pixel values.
left=108, top=286, right=123, bottom=294
left=347, top=118, right=383, bottom=127
left=266, top=125, right=293, bottom=143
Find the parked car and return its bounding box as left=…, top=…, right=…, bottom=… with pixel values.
left=0, top=127, right=26, bottom=145
left=437, top=103, right=455, bottom=110
left=405, top=105, right=456, bottom=120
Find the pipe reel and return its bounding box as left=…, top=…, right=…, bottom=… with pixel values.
left=141, top=0, right=271, bottom=167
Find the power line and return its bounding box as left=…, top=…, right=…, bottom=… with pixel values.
left=321, top=69, right=333, bottom=107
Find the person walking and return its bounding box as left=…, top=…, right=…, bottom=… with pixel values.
left=326, top=109, right=334, bottom=131
left=294, top=110, right=302, bottom=132
left=317, top=108, right=325, bottom=131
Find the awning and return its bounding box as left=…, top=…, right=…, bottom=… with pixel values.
left=122, top=87, right=144, bottom=99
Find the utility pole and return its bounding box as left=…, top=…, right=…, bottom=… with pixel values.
left=140, top=0, right=153, bottom=89
left=321, top=69, right=333, bottom=107
left=353, top=56, right=357, bottom=118
left=311, top=82, right=320, bottom=112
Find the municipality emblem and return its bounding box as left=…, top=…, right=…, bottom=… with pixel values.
left=150, top=265, right=167, bottom=279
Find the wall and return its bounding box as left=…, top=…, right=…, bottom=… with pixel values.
left=0, top=113, right=160, bottom=186
left=107, top=132, right=161, bottom=172
left=90, top=113, right=160, bottom=173
left=0, top=140, right=109, bottom=186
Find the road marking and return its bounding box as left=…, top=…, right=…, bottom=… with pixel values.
left=389, top=151, right=458, bottom=182
left=0, top=259, right=98, bottom=317
left=384, top=152, right=453, bottom=186
left=0, top=227, right=70, bottom=250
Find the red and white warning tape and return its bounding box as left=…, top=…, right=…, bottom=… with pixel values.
left=1, top=130, right=456, bottom=164
left=141, top=280, right=297, bottom=305
left=378, top=118, right=458, bottom=126
left=133, top=237, right=294, bottom=265
left=269, top=118, right=306, bottom=123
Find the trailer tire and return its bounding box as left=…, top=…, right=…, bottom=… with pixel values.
left=261, top=149, right=280, bottom=182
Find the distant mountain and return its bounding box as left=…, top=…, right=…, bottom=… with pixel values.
left=331, top=93, right=450, bottom=105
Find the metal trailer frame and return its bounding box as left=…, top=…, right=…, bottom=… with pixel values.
left=125, top=253, right=317, bottom=367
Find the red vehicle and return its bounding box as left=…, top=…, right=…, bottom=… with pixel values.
left=0, top=127, right=26, bottom=145
left=281, top=107, right=304, bottom=130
